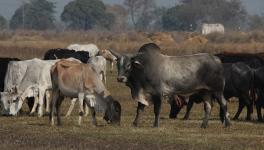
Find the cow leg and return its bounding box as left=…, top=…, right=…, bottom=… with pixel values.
left=78, top=93, right=85, bottom=126
left=30, top=96, right=39, bottom=115
left=256, top=101, right=263, bottom=122
left=84, top=103, right=89, bottom=117
left=56, top=95, right=64, bottom=126
left=104, top=71, right=106, bottom=84
left=201, top=93, right=212, bottom=128
left=111, top=62, right=114, bottom=73
left=183, top=100, right=194, bottom=120
left=233, top=98, right=245, bottom=120
left=215, top=93, right=231, bottom=127
left=50, top=90, right=59, bottom=126
left=153, top=94, right=162, bottom=127
left=169, top=96, right=181, bottom=119
left=38, top=90, right=45, bottom=117
left=133, top=102, right=145, bottom=127
left=45, top=90, right=51, bottom=114
left=65, top=98, right=77, bottom=117
left=246, top=101, right=253, bottom=121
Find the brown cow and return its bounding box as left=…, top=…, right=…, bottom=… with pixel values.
left=49, top=60, right=121, bottom=126
left=99, top=49, right=117, bottom=71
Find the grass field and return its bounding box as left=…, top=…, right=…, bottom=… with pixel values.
left=1, top=31, right=264, bottom=149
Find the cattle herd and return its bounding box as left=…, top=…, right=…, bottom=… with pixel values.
left=1, top=42, right=264, bottom=129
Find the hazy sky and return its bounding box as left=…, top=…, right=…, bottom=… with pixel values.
left=0, top=0, right=263, bottom=20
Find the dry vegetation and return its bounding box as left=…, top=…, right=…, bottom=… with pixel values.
left=1, top=31, right=264, bottom=149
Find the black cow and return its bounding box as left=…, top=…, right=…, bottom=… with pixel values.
left=111, top=43, right=230, bottom=128
left=170, top=62, right=255, bottom=121
left=43, top=48, right=90, bottom=63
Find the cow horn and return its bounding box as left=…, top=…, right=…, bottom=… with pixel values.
left=108, top=49, right=121, bottom=58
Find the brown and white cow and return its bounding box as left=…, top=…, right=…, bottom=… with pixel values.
left=50, top=60, right=121, bottom=126
left=99, top=49, right=117, bottom=72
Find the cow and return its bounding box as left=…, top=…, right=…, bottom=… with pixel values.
left=1, top=59, right=58, bottom=117
left=170, top=62, right=255, bottom=121
left=64, top=56, right=107, bottom=117
left=99, top=49, right=117, bottom=72
left=110, top=43, right=230, bottom=128
left=88, top=56, right=107, bottom=84
left=50, top=60, right=121, bottom=126
left=43, top=48, right=90, bottom=63
left=201, top=23, right=224, bottom=35
left=67, top=44, right=99, bottom=57
left=215, top=52, right=264, bottom=68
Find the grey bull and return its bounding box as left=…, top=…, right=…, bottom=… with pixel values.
left=110, top=43, right=231, bottom=128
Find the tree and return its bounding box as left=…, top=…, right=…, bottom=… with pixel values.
left=162, top=0, right=247, bottom=31
left=106, top=4, right=128, bottom=31
left=0, top=15, right=7, bottom=30
left=61, top=0, right=115, bottom=30
left=124, top=0, right=157, bottom=31
left=248, top=14, right=264, bottom=30
left=10, top=0, right=55, bottom=30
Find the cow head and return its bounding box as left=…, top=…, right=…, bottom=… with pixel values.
left=0, top=92, right=21, bottom=116
left=109, top=50, right=132, bottom=83
left=103, top=96, right=121, bottom=125
left=99, top=49, right=117, bottom=62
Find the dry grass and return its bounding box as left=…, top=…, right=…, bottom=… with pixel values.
left=1, top=31, right=264, bottom=149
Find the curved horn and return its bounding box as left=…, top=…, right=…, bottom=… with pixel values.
left=108, top=49, right=121, bottom=59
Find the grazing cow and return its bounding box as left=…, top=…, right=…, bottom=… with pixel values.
left=43, top=48, right=90, bottom=63
left=1, top=59, right=58, bottom=116
left=64, top=56, right=107, bottom=117
left=67, top=44, right=99, bottom=57
left=202, top=23, right=224, bottom=35
left=110, top=43, right=230, bottom=128
left=50, top=60, right=121, bottom=126
left=170, top=62, right=255, bottom=121
left=99, top=49, right=117, bottom=71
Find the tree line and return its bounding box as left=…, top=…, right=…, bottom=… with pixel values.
left=0, top=0, right=263, bottom=31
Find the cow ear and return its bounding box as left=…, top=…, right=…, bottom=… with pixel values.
left=132, top=60, right=144, bottom=69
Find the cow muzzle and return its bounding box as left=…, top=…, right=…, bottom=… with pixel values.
left=117, top=76, right=127, bottom=83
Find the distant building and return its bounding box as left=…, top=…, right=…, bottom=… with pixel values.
left=201, top=23, right=225, bottom=35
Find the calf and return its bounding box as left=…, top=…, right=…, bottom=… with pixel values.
left=50, top=60, right=121, bottom=126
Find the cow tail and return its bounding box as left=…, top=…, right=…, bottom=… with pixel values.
left=250, top=69, right=256, bottom=104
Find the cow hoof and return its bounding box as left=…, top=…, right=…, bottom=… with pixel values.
left=201, top=123, right=208, bottom=128
left=232, top=117, right=239, bottom=120
left=132, top=122, right=138, bottom=127
left=183, top=117, right=189, bottom=120
left=224, top=120, right=231, bottom=127
left=257, top=119, right=263, bottom=122
left=153, top=124, right=159, bottom=128
left=29, top=113, right=35, bottom=116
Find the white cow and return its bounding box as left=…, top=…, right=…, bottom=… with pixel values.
left=1, top=59, right=57, bottom=117
left=67, top=44, right=99, bottom=57
left=202, top=23, right=225, bottom=35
